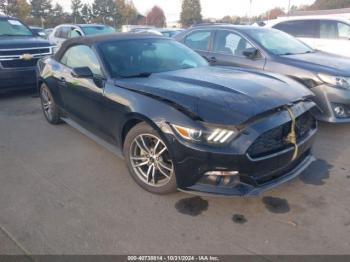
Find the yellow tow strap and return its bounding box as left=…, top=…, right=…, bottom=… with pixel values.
left=285, top=107, right=299, bottom=161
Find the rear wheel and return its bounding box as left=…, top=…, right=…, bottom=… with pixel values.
left=124, top=123, right=177, bottom=194
left=40, top=83, right=62, bottom=125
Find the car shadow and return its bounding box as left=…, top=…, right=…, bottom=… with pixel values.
left=0, top=89, right=37, bottom=101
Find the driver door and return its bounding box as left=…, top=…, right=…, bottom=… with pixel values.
left=57, top=45, right=113, bottom=141
left=210, top=30, right=265, bottom=70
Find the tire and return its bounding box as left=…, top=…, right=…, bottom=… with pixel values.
left=40, top=83, right=62, bottom=125
left=123, top=122, right=178, bottom=194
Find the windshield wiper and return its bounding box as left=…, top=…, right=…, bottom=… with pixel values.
left=279, top=52, right=295, bottom=56
left=279, top=50, right=314, bottom=56
left=121, top=72, right=152, bottom=78
left=0, top=34, right=32, bottom=37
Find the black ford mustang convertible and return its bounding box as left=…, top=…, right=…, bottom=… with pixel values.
left=37, top=34, right=318, bottom=196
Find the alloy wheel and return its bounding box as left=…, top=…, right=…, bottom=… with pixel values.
left=129, top=134, right=174, bottom=187
left=41, top=86, right=54, bottom=121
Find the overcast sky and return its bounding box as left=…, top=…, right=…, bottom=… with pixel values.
left=54, top=0, right=316, bottom=22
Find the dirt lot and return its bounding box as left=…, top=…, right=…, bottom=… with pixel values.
left=0, top=91, right=350, bottom=256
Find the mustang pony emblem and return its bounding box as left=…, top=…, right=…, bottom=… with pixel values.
left=20, top=53, right=34, bottom=61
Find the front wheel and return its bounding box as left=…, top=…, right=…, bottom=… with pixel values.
left=40, top=83, right=62, bottom=125
left=123, top=123, right=177, bottom=194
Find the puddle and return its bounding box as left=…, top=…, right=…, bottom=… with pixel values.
left=232, top=214, right=247, bottom=224
left=175, top=196, right=209, bottom=216
left=262, top=196, right=290, bottom=214
left=299, top=159, right=332, bottom=186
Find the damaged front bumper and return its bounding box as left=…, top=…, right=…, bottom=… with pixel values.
left=165, top=101, right=318, bottom=197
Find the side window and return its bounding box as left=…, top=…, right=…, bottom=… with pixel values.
left=69, top=29, right=82, bottom=38
left=213, top=30, right=253, bottom=56
left=320, top=20, right=350, bottom=39
left=54, top=27, right=61, bottom=37
left=60, top=45, right=103, bottom=76
left=338, top=22, right=350, bottom=39
left=59, top=27, right=70, bottom=39
left=274, top=20, right=318, bottom=38
left=184, top=30, right=211, bottom=51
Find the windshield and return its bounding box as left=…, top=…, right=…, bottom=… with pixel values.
left=0, top=18, right=33, bottom=36
left=81, top=26, right=115, bottom=36
left=99, top=38, right=208, bottom=78
left=247, top=29, right=314, bottom=55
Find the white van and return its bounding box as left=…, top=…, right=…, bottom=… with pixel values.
left=265, top=16, right=350, bottom=57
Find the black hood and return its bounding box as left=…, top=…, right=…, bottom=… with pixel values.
left=115, top=66, right=313, bottom=125
left=278, top=51, right=350, bottom=77
left=0, top=36, right=52, bottom=49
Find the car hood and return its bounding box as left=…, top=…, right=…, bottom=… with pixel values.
left=115, top=66, right=313, bottom=125
left=0, top=36, right=52, bottom=49
left=279, top=51, right=350, bottom=76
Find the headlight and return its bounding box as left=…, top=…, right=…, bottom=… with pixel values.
left=51, top=46, right=59, bottom=54
left=172, top=124, right=238, bottom=144
left=318, top=73, right=350, bottom=90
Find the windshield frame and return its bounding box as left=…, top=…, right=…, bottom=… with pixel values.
left=97, top=38, right=209, bottom=78
left=246, top=28, right=314, bottom=56
left=0, top=18, right=34, bottom=37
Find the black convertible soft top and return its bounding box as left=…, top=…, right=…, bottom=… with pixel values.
left=54, top=33, right=166, bottom=60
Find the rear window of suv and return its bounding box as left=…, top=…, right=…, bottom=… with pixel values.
left=273, top=20, right=318, bottom=38
left=0, top=18, right=33, bottom=37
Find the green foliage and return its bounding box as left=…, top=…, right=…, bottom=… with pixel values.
left=0, top=0, right=31, bottom=20
left=30, top=0, right=52, bottom=19
left=115, top=0, right=138, bottom=25
left=92, top=0, right=117, bottom=26
left=180, top=0, right=202, bottom=27
left=81, top=4, right=93, bottom=23
left=71, top=0, right=83, bottom=23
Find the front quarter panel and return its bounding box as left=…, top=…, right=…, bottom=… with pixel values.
left=38, top=58, right=67, bottom=108
left=104, top=82, right=202, bottom=149
left=265, top=59, right=321, bottom=89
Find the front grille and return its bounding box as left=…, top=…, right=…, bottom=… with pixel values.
left=0, top=47, right=52, bottom=69
left=1, top=59, right=39, bottom=68
left=247, top=111, right=316, bottom=159
left=0, top=48, right=50, bottom=56
left=255, top=150, right=311, bottom=185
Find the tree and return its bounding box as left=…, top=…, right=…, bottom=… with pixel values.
left=180, top=0, right=202, bottom=27
left=44, top=3, right=71, bottom=27
left=310, top=0, right=350, bottom=10
left=92, top=0, right=117, bottom=26
left=71, top=0, right=83, bottom=23
left=81, top=4, right=93, bottom=23
left=266, top=7, right=285, bottom=19
left=146, top=5, right=166, bottom=27
left=0, top=0, right=31, bottom=21
left=115, top=0, right=138, bottom=25
left=11, top=0, right=31, bottom=21
left=30, top=0, right=52, bottom=27
left=0, top=0, right=7, bottom=15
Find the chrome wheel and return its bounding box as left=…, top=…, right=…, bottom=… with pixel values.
left=130, top=134, right=174, bottom=187
left=41, top=86, right=54, bottom=121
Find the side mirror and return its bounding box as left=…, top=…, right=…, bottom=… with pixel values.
left=71, top=67, right=94, bottom=78
left=243, top=47, right=259, bottom=59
